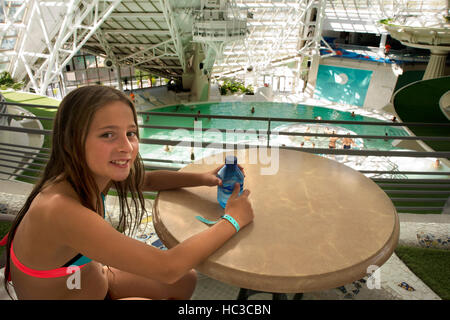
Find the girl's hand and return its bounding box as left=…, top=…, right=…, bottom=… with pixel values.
left=202, top=165, right=246, bottom=187
left=225, top=183, right=254, bottom=229
left=201, top=167, right=222, bottom=186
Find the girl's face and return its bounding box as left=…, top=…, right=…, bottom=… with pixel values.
left=85, top=100, right=139, bottom=190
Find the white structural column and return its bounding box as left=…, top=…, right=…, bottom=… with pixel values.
left=297, top=0, right=329, bottom=97
left=9, top=0, right=40, bottom=84
left=8, top=0, right=122, bottom=95
left=379, top=33, right=387, bottom=57
left=297, top=0, right=331, bottom=58
left=95, top=27, right=123, bottom=91
left=35, top=0, right=78, bottom=94
left=159, top=0, right=186, bottom=73
left=37, top=0, right=122, bottom=95
left=423, top=49, right=448, bottom=80
left=193, top=0, right=247, bottom=77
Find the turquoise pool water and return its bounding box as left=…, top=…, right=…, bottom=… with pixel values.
left=314, top=65, right=373, bottom=107
left=139, top=102, right=408, bottom=165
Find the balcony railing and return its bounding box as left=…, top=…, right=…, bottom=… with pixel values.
left=1, top=101, right=449, bottom=214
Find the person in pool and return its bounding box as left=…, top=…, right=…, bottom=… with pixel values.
left=1, top=85, right=254, bottom=300
left=342, top=133, right=356, bottom=161
left=342, top=133, right=356, bottom=150
left=328, top=131, right=339, bottom=149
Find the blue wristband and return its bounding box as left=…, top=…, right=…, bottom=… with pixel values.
left=195, top=216, right=218, bottom=225
left=221, top=214, right=240, bottom=233
left=195, top=214, right=240, bottom=233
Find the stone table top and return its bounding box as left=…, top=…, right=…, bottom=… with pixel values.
left=153, top=148, right=399, bottom=293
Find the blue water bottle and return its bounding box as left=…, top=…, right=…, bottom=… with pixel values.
left=217, top=156, right=244, bottom=209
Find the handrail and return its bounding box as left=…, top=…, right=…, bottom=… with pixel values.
left=2, top=100, right=450, bottom=127
left=143, top=111, right=450, bottom=127
left=0, top=101, right=59, bottom=109
left=1, top=101, right=449, bottom=214
left=3, top=121, right=450, bottom=142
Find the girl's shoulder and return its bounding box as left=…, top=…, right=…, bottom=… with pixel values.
left=28, top=183, right=81, bottom=223
left=14, top=185, right=84, bottom=251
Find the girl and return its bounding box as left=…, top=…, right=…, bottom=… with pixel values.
left=1, top=85, right=254, bottom=300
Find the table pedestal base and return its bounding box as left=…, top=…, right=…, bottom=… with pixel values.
left=237, top=288, right=303, bottom=300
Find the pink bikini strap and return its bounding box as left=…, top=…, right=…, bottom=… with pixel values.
left=10, top=241, right=88, bottom=279
left=0, top=233, right=7, bottom=246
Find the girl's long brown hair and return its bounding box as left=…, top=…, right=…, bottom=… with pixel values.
left=3, top=85, right=147, bottom=298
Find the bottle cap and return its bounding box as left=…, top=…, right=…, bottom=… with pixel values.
left=225, top=155, right=237, bottom=165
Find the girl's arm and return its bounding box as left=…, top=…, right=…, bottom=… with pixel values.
left=53, top=184, right=253, bottom=284
left=143, top=165, right=244, bottom=191
left=142, top=168, right=221, bottom=191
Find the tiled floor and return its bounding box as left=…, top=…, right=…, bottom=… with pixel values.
left=190, top=251, right=443, bottom=300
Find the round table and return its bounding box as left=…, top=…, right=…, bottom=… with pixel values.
left=153, top=148, right=399, bottom=294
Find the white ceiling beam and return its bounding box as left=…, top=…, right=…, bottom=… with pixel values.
left=159, top=0, right=186, bottom=72
left=85, top=41, right=170, bottom=48
left=33, top=0, right=123, bottom=94
left=21, top=51, right=51, bottom=59
left=20, top=54, right=39, bottom=91
left=37, top=0, right=70, bottom=6
left=102, top=29, right=171, bottom=36
left=133, top=53, right=179, bottom=66
left=145, top=65, right=183, bottom=70
left=11, top=0, right=38, bottom=89
left=0, top=23, right=26, bottom=29
left=247, top=21, right=292, bottom=26
left=34, top=0, right=53, bottom=57
left=34, top=0, right=85, bottom=93
left=109, top=12, right=165, bottom=19
left=117, top=38, right=173, bottom=62
left=236, top=3, right=299, bottom=9
left=0, top=0, right=30, bottom=34
left=95, top=27, right=120, bottom=70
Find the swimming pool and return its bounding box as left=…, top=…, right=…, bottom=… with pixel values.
left=138, top=101, right=409, bottom=167
left=314, top=65, right=373, bottom=107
